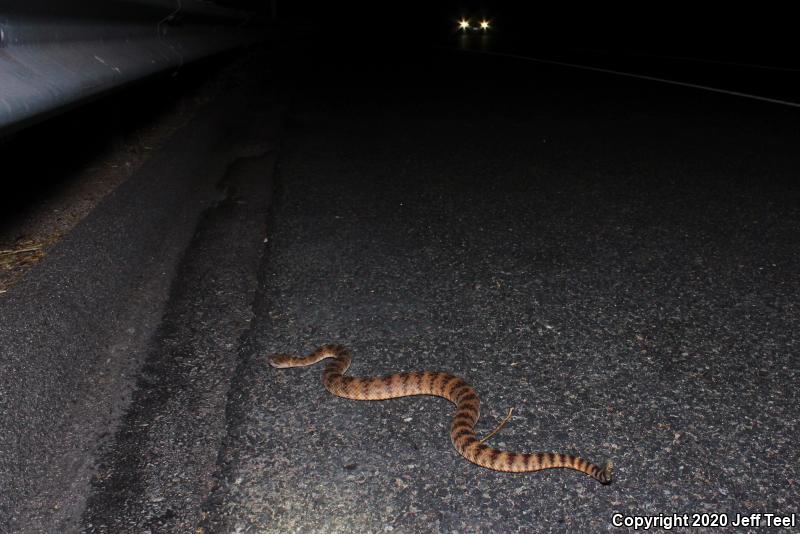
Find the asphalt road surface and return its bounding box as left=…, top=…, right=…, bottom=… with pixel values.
left=4, top=39, right=800, bottom=532
left=202, top=44, right=799, bottom=531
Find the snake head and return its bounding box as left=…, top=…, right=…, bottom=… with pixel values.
left=268, top=354, right=293, bottom=368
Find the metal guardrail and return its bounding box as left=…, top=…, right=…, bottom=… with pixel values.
left=0, top=0, right=263, bottom=135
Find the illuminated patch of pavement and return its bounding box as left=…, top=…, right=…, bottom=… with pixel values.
left=200, top=49, right=799, bottom=532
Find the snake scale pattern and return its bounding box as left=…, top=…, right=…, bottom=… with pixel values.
left=269, top=344, right=613, bottom=484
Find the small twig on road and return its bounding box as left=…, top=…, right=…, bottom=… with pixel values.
left=0, top=245, right=44, bottom=256
left=480, top=407, right=515, bottom=444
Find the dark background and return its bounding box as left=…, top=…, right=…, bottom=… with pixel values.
left=267, top=2, right=798, bottom=68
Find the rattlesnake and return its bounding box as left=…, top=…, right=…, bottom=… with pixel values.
left=269, top=344, right=613, bottom=484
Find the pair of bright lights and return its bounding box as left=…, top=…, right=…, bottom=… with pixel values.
left=459, top=18, right=490, bottom=31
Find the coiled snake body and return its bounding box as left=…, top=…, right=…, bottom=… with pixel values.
left=269, top=344, right=612, bottom=484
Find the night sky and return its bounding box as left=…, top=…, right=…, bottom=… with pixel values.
left=273, top=2, right=798, bottom=68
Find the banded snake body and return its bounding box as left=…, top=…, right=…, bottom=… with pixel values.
left=269, top=344, right=613, bottom=484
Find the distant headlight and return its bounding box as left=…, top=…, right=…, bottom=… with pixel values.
left=458, top=19, right=471, bottom=31
left=479, top=20, right=490, bottom=31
